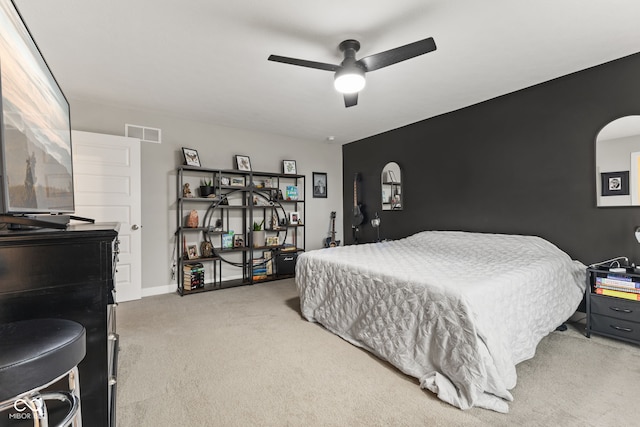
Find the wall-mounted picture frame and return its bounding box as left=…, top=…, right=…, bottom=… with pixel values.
left=601, top=171, right=630, bottom=196
left=230, top=176, right=246, bottom=187
left=289, top=211, right=300, bottom=225
left=312, top=172, right=327, bottom=198
left=182, top=147, right=201, bottom=167
left=283, top=160, right=297, bottom=175
left=235, top=155, right=252, bottom=171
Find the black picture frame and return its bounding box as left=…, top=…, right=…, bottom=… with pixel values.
left=235, top=155, right=252, bottom=171
left=182, top=147, right=201, bottom=167
left=283, top=160, right=297, bottom=175
left=313, top=172, right=327, bottom=198
left=601, top=171, right=629, bottom=196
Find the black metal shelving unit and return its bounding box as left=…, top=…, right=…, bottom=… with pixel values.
left=176, top=166, right=305, bottom=295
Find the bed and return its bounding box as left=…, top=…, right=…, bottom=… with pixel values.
left=295, top=230, right=586, bottom=413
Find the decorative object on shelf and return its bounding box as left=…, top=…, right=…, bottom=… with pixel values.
left=275, top=189, right=284, bottom=200
left=230, top=176, right=245, bottom=187
left=283, top=160, right=297, bottom=175
left=187, top=245, right=198, bottom=259
left=235, top=155, right=252, bottom=171
left=200, top=178, right=215, bottom=197
left=183, top=236, right=188, bottom=260
left=222, top=232, right=234, bottom=249
left=313, top=172, right=327, bottom=198
left=234, top=235, right=244, bottom=248
left=266, top=236, right=279, bottom=246
left=264, top=178, right=273, bottom=188
left=286, top=185, right=299, bottom=200
left=186, top=210, right=199, bottom=228
left=182, top=147, right=201, bottom=167
left=601, top=171, right=630, bottom=196
left=200, top=241, right=214, bottom=258
left=289, top=211, right=300, bottom=225
left=271, top=215, right=279, bottom=230
left=253, top=220, right=266, bottom=247
left=183, top=183, right=193, bottom=198
left=371, top=212, right=381, bottom=242
left=219, top=176, right=231, bottom=186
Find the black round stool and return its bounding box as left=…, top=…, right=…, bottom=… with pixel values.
left=0, top=319, right=86, bottom=427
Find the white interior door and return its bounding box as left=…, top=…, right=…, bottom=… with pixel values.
left=72, top=130, right=142, bottom=302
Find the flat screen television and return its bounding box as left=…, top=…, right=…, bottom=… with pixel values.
left=0, top=0, right=74, bottom=227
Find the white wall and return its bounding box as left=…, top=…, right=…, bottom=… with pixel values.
left=69, top=98, right=343, bottom=296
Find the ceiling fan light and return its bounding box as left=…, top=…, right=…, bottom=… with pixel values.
left=334, top=67, right=366, bottom=94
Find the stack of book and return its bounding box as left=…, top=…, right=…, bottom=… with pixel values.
left=252, top=258, right=267, bottom=281
left=594, top=274, right=640, bottom=301
left=183, top=263, right=205, bottom=290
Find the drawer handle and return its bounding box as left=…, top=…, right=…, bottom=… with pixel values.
left=610, top=325, right=633, bottom=333
left=609, top=306, right=633, bottom=314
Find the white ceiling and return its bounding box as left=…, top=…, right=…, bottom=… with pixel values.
left=13, top=0, right=640, bottom=145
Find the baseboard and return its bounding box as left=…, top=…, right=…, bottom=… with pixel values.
left=142, top=284, right=175, bottom=297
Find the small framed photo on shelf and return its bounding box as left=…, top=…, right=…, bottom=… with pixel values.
left=230, top=176, right=245, bottom=187
left=219, top=176, right=231, bottom=186
left=601, top=171, right=630, bottom=196
left=235, top=155, right=252, bottom=171
left=182, top=147, right=201, bottom=167
left=285, top=185, right=299, bottom=200
left=187, top=245, right=198, bottom=259
left=312, top=172, right=327, bottom=198
left=289, top=211, right=300, bottom=225
left=283, top=160, right=297, bottom=175
left=222, top=232, right=234, bottom=249
left=266, top=236, right=279, bottom=246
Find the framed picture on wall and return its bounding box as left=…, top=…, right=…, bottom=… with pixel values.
left=601, top=171, right=630, bottom=196
left=312, top=172, right=327, bottom=198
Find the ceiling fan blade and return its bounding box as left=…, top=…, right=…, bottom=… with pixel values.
left=268, top=55, right=340, bottom=72
left=344, top=93, right=358, bottom=108
left=357, top=37, right=436, bottom=72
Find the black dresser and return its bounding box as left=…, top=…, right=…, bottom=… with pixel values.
left=0, top=223, right=119, bottom=426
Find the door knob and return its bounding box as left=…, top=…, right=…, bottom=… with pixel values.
left=132, top=224, right=140, bottom=230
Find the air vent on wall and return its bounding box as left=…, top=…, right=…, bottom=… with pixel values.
left=125, top=124, right=162, bottom=144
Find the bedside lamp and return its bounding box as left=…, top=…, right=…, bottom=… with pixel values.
left=371, top=212, right=381, bottom=242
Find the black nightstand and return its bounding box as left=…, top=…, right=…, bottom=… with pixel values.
left=586, top=267, right=640, bottom=345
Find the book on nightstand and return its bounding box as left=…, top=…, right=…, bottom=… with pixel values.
left=595, top=287, right=640, bottom=301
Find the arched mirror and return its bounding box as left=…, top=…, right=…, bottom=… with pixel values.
left=381, top=161, right=402, bottom=210
left=596, top=115, right=640, bottom=206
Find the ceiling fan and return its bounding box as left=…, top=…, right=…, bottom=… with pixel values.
left=268, top=37, right=436, bottom=107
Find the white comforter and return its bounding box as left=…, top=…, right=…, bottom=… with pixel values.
left=295, top=231, right=586, bottom=412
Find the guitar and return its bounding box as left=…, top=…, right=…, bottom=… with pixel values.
left=324, top=211, right=340, bottom=247
left=353, top=173, right=364, bottom=226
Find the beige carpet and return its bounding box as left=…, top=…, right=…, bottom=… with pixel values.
left=116, top=279, right=640, bottom=426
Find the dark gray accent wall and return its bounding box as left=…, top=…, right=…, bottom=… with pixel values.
left=343, top=52, right=640, bottom=265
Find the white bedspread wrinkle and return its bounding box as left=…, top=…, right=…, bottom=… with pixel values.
left=295, top=230, right=586, bottom=413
